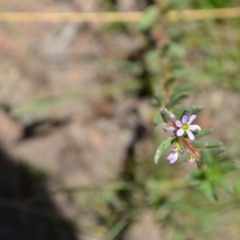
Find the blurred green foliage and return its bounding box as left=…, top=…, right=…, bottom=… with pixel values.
left=191, top=0, right=239, bottom=8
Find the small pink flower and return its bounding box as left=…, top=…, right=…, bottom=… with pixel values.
left=167, top=145, right=183, bottom=164
left=163, top=124, right=175, bottom=132
left=175, top=115, right=201, bottom=140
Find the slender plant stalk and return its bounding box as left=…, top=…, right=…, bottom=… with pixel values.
left=0, top=8, right=240, bottom=23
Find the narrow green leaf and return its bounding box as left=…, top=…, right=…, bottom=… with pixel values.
left=200, top=148, right=225, bottom=159
left=154, top=137, right=175, bottom=164
left=200, top=181, right=218, bottom=201
left=190, top=105, right=204, bottom=114
left=190, top=168, right=206, bottom=181
left=200, top=150, right=214, bottom=165
left=160, top=108, right=171, bottom=123
left=144, top=49, right=160, bottom=73
left=151, top=92, right=162, bottom=107
left=192, top=141, right=223, bottom=149
left=169, top=43, right=185, bottom=58
left=172, top=68, right=191, bottom=78
left=173, top=84, right=192, bottom=93
left=145, top=50, right=160, bottom=64
left=138, top=6, right=159, bottom=31
left=151, top=98, right=160, bottom=107
left=194, top=128, right=213, bottom=138
left=166, top=92, right=188, bottom=109
left=164, top=77, right=176, bottom=90
left=216, top=179, right=233, bottom=193
left=207, top=148, right=225, bottom=155
left=105, top=215, right=130, bottom=240
left=153, top=115, right=162, bottom=125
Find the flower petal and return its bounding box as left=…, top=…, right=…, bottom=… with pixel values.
left=186, top=130, right=195, bottom=140
left=177, top=128, right=184, bottom=136
left=175, top=120, right=182, bottom=127
left=189, top=124, right=201, bottom=131
left=167, top=153, right=173, bottom=161
left=164, top=126, right=176, bottom=132
left=170, top=154, right=179, bottom=164
left=188, top=114, right=196, bottom=124
left=181, top=115, right=188, bottom=123
left=167, top=152, right=178, bottom=164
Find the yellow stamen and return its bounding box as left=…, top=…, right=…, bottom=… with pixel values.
left=182, top=123, right=189, bottom=130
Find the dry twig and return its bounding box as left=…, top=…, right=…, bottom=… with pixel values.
left=0, top=8, right=240, bottom=23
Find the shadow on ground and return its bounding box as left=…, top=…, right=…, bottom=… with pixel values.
left=0, top=147, right=78, bottom=240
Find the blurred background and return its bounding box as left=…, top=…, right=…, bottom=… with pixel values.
left=0, top=0, right=240, bottom=239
